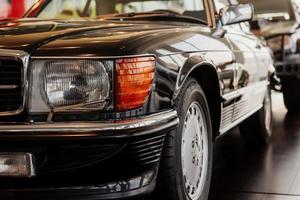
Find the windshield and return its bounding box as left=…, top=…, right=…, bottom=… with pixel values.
left=34, top=0, right=207, bottom=22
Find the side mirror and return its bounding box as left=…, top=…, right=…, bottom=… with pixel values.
left=220, top=4, right=254, bottom=26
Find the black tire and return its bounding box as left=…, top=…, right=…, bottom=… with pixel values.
left=155, top=78, right=213, bottom=200
left=239, top=86, right=272, bottom=144
left=281, top=77, right=300, bottom=113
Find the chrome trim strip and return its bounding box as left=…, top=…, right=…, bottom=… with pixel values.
left=222, top=81, right=269, bottom=102
left=220, top=81, right=268, bottom=133
left=30, top=54, right=156, bottom=60
left=26, top=153, right=36, bottom=177
left=220, top=104, right=234, bottom=130
left=219, top=104, right=262, bottom=135
left=0, top=110, right=178, bottom=136
left=222, top=91, right=240, bottom=102
left=0, top=85, right=19, bottom=89
left=0, top=49, right=28, bottom=58
left=237, top=81, right=268, bottom=95
left=0, top=49, right=29, bottom=116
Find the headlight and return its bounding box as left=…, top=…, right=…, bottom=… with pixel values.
left=29, top=60, right=112, bottom=114
left=267, top=35, right=292, bottom=52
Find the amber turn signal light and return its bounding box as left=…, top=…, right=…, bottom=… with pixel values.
left=115, top=56, right=155, bottom=111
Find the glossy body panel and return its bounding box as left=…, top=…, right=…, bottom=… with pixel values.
left=223, top=25, right=271, bottom=130
left=0, top=16, right=272, bottom=134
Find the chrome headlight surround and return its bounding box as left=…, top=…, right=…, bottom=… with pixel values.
left=28, top=59, right=113, bottom=114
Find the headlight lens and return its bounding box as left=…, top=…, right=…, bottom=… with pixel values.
left=29, top=60, right=112, bottom=113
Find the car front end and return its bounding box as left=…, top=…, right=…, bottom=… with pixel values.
left=0, top=47, right=178, bottom=199
left=264, top=28, right=300, bottom=77
left=244, top=0, right=300, bottom=77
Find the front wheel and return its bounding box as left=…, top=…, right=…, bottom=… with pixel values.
left=156, top=78, right=213, bottom=200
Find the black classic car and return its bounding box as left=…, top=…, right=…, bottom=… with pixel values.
left=0, top=0, right=273, bottom=200
left=241, top=0, right=300, bottom=112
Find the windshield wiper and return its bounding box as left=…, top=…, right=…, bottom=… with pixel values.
left=99, top=10, right=207, bottom=25
left=111, top=9, right=181, bottom=17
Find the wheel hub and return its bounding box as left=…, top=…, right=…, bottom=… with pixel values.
left=181, top=102, right=209, bottom=200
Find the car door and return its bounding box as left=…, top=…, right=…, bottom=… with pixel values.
left=225, top=24, right=268, bottom=121
left=214, top=0, right=268, bottom=133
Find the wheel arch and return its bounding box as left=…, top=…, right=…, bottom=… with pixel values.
left=174, top=56, right=222, bottom=139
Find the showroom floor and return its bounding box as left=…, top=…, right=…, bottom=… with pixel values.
left=138, top=92, right=300, bottom=200
left=210, top=92, right=300, bottom=200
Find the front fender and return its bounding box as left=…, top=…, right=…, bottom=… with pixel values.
left=172, top=55, right=222, bottom=137
left=173, top=55, right=220, bottom=101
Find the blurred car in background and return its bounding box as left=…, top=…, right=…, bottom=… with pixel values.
left=241, top=0, right=300, bottom=112
left=0, top=0, right=36, bottom=18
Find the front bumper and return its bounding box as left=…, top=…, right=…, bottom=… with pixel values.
left=0, top=110, right=178, bottom=140
left=275, top=54, right=300, bottom=77
left=0, top=110, right=179, bottom=199
left=0, top=171, right=157, bottom=200
left=0, top=171, right=156, bottom=200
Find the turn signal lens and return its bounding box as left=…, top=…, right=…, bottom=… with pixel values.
left=115, top=57, right=155, bottom=111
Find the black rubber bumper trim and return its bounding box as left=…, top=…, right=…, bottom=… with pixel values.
left=0, top=170, right=157, bottom=200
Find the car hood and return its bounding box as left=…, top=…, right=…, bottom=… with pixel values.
left=261, top=21, right=299, bottom=38
left=0, top=18, right=208, bottom=57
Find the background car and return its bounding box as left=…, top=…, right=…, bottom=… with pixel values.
left=240, top=0, right=300, bottom=112
left=0, top=0, right=274, bottom=200
left=0, top=0, right=36, bottom=18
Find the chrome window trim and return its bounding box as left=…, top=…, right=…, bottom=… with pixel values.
left=0, top=49, right=29, bottom=116
left=30, top=54, right=157, bottom=60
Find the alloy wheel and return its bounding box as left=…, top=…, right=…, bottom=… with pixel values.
left=181, top=102, right=209, bottom=200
